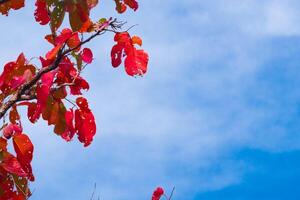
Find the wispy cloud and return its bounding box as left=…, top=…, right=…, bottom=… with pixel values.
left=1, top=0, right=300, bottom=199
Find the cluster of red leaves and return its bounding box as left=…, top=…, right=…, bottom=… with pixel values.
left=0, top=0, right=150, bottom=199
left=0, top=0, right=24, bottom=15
left=0, top=53, right=36, bottom=97
left=35, top=28, right=95, bottom=144
left=0, top=125, right=33, bottom=199
left=111, top=32, right=149, bottom=76
left=34, top=0, right=97, bottom=32
left=0, top=28, right=96, bottom=198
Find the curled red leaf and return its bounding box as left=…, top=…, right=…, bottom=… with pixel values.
left=114, top=0, right=138, bottom=13
left=2, top=124, right=22, bottom=139
left=34, top=0, right=50, bottom=25
left=124, top=0, right=138, bottom=11
left=81, top=48, right=93, bottom=64
left=111, top=44, right=123, bottom=68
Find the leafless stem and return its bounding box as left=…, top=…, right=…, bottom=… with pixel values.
left=90, top=183, right=97, bottom=200
left=168, top=187, right=175, bottom=200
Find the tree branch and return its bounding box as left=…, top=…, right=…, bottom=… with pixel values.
left=0, top=19, right=116, bottom=120
left=0, top=0, right=10, bottom=4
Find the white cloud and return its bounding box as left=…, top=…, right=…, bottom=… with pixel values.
left=1, top=0, right=300, bottom=199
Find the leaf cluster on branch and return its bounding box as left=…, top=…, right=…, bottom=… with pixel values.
left=0, top=0, right=148, bottom=199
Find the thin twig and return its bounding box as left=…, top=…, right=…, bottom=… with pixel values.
left=168, top=187, right=175, bottom=200
left=90, top=183, right=97, bottom=200
left=64, top=98, right=77, bottom=108
left=126, top=24, right=139, bottom=32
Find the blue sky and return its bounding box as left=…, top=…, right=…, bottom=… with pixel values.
left=1, top=0, right=300, bottom=199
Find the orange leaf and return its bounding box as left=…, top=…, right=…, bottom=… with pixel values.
left=13, top=133, right=34, bottom=181
left=132, top=36, right=142, bottom=46
left=45, top=45, right=61, bottom=60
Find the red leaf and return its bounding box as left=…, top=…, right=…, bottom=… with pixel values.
left=34, top=0, right=50, bottom=25
left=78, top=18, right=94, bottom=33
left=36, top=70, right=56, bottom=116
left=75, top=109, right=96, bottom=147
left=124, top=0, right=138, bottom=11
left=61, top=109, right=76, bottom=141
left=45, top=45, right=61, bottom=60
left=2, top=124, right=22, bottom=139
left=74, top=97, right=96, bottom=147
left=52, top=87, right=67, bottom=100
left=115, top=1, right=127, bottom=13
left=67, top=32, right=81, bottom=50
left=17, top=102, right=41, bottom=123
left=70, top=77, right=89, bottom=95
left=87, top=0, right=99, bottom=9
left=10, top=69, right=33, bottom=90
left=76, top=97, right=89, bottom=111
left=0, top=137, right=7, bottom=151
left=10, top=0, right=25, bottom=10
left=111, top=44, right=123, bottom=68
left=114, top=32, right=131, bottom=43
left=46, top=29, right=77, bottom=60
left=152, top=187, right=164, bottom=200
left=40, top=56, right=53, bottom=68
left=124, top=49, right=148, bottom=76
left=0, top=0, right=25, bottom=15
left=66, top=1, right=93, bottom=32
left=0, top=53, right=36, bottom=95
left=55, top=56, right=89, bottom=95
left=9, top=105, right=20, bottom=124
left=45, top=34, right=55, bottom=45
left=16, top=53, right=26, bottom=66
left=13, top=133, right=34, bottom=181
left=27, top=102, right=41, bottom=123
left=0, top=174, right=14, bottom=199
left=55, top=28, right=74, bottom=45
left=114, top=0, right=138, bottom=13
left=0, top=152, right=27, bottom=177
left=13, top=133, right=34, bottom=164
left=81, top=48, right=93, bottom=64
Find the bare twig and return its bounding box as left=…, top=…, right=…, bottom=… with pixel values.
left=90, top=183, right=97, bottom=200
left=168, top=187, right=175, bottom=200
left=126, top=24, right=138, bottom=32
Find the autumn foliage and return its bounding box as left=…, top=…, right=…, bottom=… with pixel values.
left=0, top=0, right=149, bottom=199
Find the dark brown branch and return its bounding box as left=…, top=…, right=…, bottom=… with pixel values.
left=0, top=0, right=10, bottom=4
left=0, top=49, right=63, bottom=119
left=20, top=94, right=37, bottom=101
left=0, top=19, right=115, bottom=120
